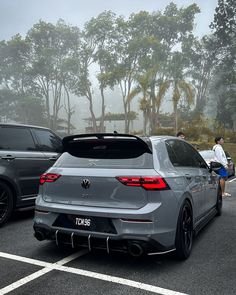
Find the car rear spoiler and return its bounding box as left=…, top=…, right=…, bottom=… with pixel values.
left=62, top=133, right=152, bottom=159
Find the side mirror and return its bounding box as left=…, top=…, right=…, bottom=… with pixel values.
left=209, top=161, right=223, bottom=173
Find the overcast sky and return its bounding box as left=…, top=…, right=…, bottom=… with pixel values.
left=0, top=0, right=218, bottom=41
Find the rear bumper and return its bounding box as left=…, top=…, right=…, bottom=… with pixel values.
left=34, top=193, right=179, bottom=255
left=33, top=223, right=176, bottom=256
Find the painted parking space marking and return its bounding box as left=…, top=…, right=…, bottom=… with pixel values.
left=0, top=251, right=189, bottom=295
left=0, top=250, right=88, bottom=295
left=0, top=267, right=53, bottom=295
left=228, top=177, right=236, bottom=183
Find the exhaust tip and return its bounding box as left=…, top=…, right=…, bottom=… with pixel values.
left=34, top=230, right=46, bottom=241
left=127, top=242, right=144, bottom=257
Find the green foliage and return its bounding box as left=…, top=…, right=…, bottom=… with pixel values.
left=14, top=95, right=46, bottom=126
left=153, top=127, right=175, bottom=136
left=0, top=88, right=17, bottom=120
left=0, top=88, right=46, bottom=125
left=209, top=0, right=236, bottom=131
left=104, top=112, right=138, bottom=121
left=210, top=0, right=236, bottom=47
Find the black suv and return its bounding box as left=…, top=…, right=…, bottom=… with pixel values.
left=0, top=123, right=62, bottom=226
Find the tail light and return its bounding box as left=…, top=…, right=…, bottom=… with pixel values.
left=39, top=173, right=61, bottom=185
left=116, top=176, right=169, bottom=190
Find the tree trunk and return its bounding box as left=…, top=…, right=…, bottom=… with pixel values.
left=87, top=89, right=98, bottom=132
left=99, top=86, right=106, bottom=132
left=143, top=111, right=147, bottom=135
left=64, top=85, right=72, bottom=135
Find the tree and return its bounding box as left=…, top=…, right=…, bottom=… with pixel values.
left=210, top=0, right=236, bottom=47
left=167, top=52, right=195, bottom=134
left=139, top=98, right=151, bottom=135
left=210, top=0, right=236, bottom=130
left=0, top=89, right=17, bottom=121
left=110, top=14, right=143, bottom=133
left=129, top=69, right=169, bottom=134
left=125, top=3, right=200, bottom=134
left=182, top=34, right=219, bottom=113
left=0, top=35, right=46, bottom=123
left=69, top=38, right=99, bottom=132
left=14, top=96, right=46, bottom=125
left=210, top=54, right=236, bottom=130
left=0, top=35, right=31, bottom=95
left=26, top=20, right=80, bottom=130
left=84, top=11, right=118, bottom=132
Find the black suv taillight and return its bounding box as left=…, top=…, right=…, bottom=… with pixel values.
left=116, top=176, right=169, bottom=191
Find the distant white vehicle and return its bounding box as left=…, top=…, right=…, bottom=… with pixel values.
left=199, top=150, right=235, bottom=177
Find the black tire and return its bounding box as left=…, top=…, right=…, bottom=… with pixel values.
left=216, top=188, right=222, bottom=216
left=175, top=200, right=193, bottom=260
left=232, top=165, right=235, bottom=177
left=0, top=181, right=14, bottom=226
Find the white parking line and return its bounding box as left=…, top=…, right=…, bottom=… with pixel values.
left=0, top=250, right=88, bottom=295
left=228, top=177, right=236, bottom=183
left=0, top=267, right=53, bottom=295
left=0, top=251, right=188, bottom=295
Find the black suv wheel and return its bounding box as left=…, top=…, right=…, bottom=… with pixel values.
left=0, top=181, right=14, bottom=226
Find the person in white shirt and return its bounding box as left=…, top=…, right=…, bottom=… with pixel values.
left=213, top=136, right=231, bottom=197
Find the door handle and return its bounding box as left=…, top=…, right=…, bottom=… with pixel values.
left=49, top=157, right=58, bottom=161
left=185, top=174, right=192, bottom=180
left=1, top=155, right=15, bottom=161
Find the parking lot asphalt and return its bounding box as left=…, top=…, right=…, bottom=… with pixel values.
left=0, top=177, right=236, bottom=295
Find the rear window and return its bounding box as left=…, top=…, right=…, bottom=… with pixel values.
left=59, top=135, right=153, bottom=168
left=55, top=152, right=153, bottom=169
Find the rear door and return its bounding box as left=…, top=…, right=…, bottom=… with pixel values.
left=0, top=126, right=47, bottom=200
left=165, top=139, right=205, bottom=219
left=196, top=152, right=218, bottom=211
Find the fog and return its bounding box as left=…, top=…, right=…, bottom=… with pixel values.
left=0, top=0, right=217, bottom=40
left=0, top=0, right=235, bottom=137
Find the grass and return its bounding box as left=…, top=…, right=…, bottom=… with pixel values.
left=224, top=143, right=236, bottom=163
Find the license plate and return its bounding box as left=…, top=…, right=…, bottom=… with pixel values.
left=53, top=214, right=117, bottom=233
left=75, top=217, right=91, bottom=227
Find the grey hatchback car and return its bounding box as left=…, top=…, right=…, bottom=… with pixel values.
left=0, top=123, right=62, bottom=226
left=34, top=133, right=222, bottom=259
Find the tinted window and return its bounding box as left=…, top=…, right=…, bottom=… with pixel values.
left=33, top=129, right=61, bottom=152
left=165, top=141, right=179, bottom=166
left=166, top=140, right=207, bottom=168
left=56, top=152, right=153, bottom=169
left=0, top=127, right=36, bottom=151
left=187, top=144, right=208, bottom=168
left=63, top=137, right=152, bottom=159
